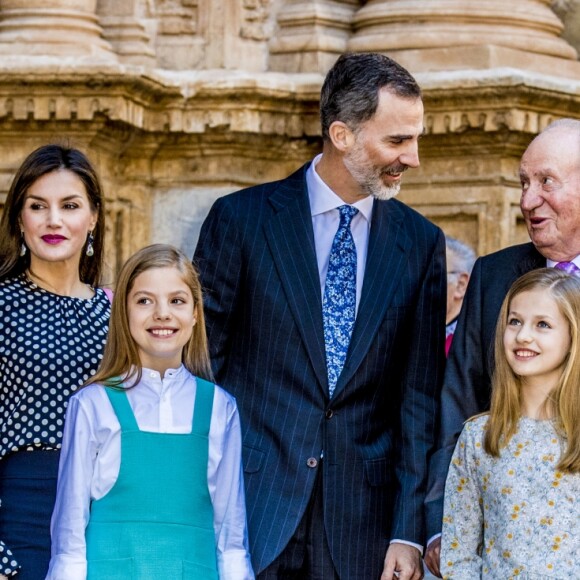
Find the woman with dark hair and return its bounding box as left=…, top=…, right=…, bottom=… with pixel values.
left=0, top=144, right=111, bottom=579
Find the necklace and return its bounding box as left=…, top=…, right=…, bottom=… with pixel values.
left=26, top=268, right=62, bottom=294
left=26, top=268, right=91, bottom=298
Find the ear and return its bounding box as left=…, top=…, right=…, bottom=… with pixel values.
left=454, top=272, right=470, bottom=300
left=328, top=121, right=356, bottom=153
left=89, top=207, right=98, bottom=233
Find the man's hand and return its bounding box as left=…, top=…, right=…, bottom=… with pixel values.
left=381, top=543, right=423, bottom=580
left=424, top=536, right=442, bottom=577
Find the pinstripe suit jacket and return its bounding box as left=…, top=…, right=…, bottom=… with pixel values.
left=194, top=163, right=447, bottom=578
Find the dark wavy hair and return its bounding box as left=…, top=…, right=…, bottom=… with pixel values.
left=0, top=144, right=106, bottom=286
left=320, top=52, right=422, bottom=141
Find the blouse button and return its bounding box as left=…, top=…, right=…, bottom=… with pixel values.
left=306, top=457, right=318, bottom=468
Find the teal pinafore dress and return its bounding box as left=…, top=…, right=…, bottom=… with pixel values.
left=85, top=378, right=219, bottom=579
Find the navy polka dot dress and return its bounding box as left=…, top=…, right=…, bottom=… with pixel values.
left=0, top=273, right=111, bottom=577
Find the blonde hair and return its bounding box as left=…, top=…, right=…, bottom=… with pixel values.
left=485, top=268, right=580, bottom=473
left=90, top=244, right=213, bottom=388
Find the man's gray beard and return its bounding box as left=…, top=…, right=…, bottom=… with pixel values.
left=370, top=180, right=401, bottom=201
left=343, top=153, right=402, bottom=201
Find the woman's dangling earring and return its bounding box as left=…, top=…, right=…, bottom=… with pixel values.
left=86, top=231, right=95, bottom=257
left=20, top=232, right=27, bottom=256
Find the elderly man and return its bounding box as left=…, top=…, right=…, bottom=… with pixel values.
left=195, top=53, right=447, bottom=580
left=424, top=117, right=580, bottom=577
left=444, top=236, right=476, bottom=356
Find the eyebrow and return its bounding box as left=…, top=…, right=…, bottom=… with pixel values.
left=25, top=194, right=86, bottom=201
left=132, top=290, right=190, bottom=297
left=390, top=127, right=426, bottom=140
left=508, top=310, right=555, bottom=319
left=519, top=167, right=554, bottom=179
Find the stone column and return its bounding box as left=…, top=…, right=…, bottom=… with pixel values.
left=348, top=0, right=577, bottom=75
left=0, top=0, right=117, bottom=61
left=269, top=0, right=359, bottom=73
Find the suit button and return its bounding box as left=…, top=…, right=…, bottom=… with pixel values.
left=306, top=457, right=318, bottom=468
left=325, top=409, right=334, bottom=419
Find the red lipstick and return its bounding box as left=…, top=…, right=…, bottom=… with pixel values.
left=41, top=235, right=66, bottom=244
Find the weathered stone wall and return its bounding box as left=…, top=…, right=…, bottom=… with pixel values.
left=0, top=0, right=579, bottom=279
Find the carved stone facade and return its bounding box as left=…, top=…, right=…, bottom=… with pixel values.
left=0, top=0, right=579, bottom=278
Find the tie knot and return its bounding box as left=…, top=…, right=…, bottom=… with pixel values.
left=338, top=205, right=358, bottom=227
left=555, top=261, right=580, bottom=276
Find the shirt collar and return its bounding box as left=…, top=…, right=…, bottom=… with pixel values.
left=306, top=154, right=374, bottom=223
left=125, top=364, right=187, bottom=391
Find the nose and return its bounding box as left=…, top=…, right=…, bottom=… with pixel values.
left=516, top=324, right=533, bottom=344
left=520, top=183, right=543, bottom=213
left=400, top=140, right=420, bottom=169
left=47, top=206, right=63, bottom=227
left=154, top=302, right=171, bottom=320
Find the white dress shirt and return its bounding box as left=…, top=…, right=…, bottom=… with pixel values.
left=306, top=153, right=373, bottom=312
left=47, top=365, right=254, bottom=580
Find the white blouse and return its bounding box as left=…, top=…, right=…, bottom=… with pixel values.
left=47, top=365, right=254, bottom=580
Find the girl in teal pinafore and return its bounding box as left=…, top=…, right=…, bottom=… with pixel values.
left=47, top=244, right=254, bottom=580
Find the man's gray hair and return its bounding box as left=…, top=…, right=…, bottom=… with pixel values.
left=445, top=235, right=476, bottom=275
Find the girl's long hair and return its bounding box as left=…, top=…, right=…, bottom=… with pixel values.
left=0, top=144, right=105, bottom=285
left=485, top=268, right=580, bottom=473
left=89, top=244, right=214, bottom=388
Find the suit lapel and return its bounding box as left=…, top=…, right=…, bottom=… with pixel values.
left=264, top=166, right=329, bottom=393
left=517, top=243, right=545, bottom=275
left=333, top=199, right=410, bottom=397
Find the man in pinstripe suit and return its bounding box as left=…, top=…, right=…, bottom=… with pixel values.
left=194, top=53, right=447, bottom=580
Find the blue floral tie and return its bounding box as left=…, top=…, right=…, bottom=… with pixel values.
left=323, top=205, right=358, bottom=397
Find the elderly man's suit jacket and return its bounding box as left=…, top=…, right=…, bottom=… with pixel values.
left=194, top=163, right=447, bottom=578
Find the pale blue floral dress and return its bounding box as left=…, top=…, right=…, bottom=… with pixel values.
left=441, top=415, right=579, bottom=579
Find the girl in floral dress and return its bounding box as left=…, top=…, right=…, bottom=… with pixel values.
left=441, top=268, right=580, bottom=579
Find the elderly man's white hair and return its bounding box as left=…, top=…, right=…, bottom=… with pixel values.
left=541, top=117, right=580, bottom=133
left=445, top=236, right=476, bottom=275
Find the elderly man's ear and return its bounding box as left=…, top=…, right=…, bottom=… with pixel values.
left=453, top=272, right=470, bottom=300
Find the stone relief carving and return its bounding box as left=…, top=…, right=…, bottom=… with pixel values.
left=552, top=0, right=574, bottom=13
left=156, top=0, right=198, bottom=35
left=552, top=0, right=580, bottom=57
left=241, top=0, right=273, bottom=41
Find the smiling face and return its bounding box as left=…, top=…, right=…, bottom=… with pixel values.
left=519, top=127, right=580, bottom=261
left=128, top=266, right=197, bottom=376
left=342, top=88, right=423, bottom=201
left=503, top=288, right=571, bottom=392
left=19, top=169, right=97, bottom=271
